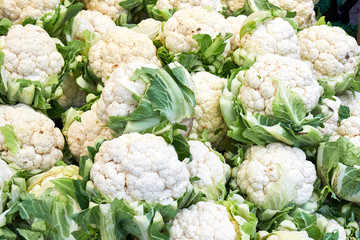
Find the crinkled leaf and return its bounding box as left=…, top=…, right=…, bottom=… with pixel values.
left=0, top=125, right=20, bottom=154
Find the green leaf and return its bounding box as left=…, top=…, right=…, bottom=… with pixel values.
left=338, top=105, right=350, bottom=123
left=119, top=0, right=143, bottom=10
left=0, top=18, right=13, bottom=36
left=0, top=125, right=20, bottom=154
left=315, top=16, right=326, bottom=26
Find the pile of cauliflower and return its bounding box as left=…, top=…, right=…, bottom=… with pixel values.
left=0, top=0, right=360, bottom=239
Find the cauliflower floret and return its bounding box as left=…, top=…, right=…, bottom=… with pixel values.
left=318, top=96, right=341, bottom=136
left=189, top=72, right=228, bottom=148
left=57, top=74, right=87, bottom=109
left=161, top=7, right=232, bottom=54
left=298, top=25, right=360, bottom=78
left=170, top=201, right=238, bottom=240
left=70, top=10, right=116, bottom=41
left=67, top=105, right=114, bottom=159
left=338, top=90, right=360, bottom=117
left=0, top=104, right=64, bottom=171
left=0, top=159, right=15, bottom=187
left=1, top=24, right=64, bottom=83
left=83, top=0, right=127, bottom=20
left=223, top=0, right=244, bottom=12
left=0, top=0, right=60, bottom=24
left=89, top=27, right=161, bottom=80
left=95, top=62, right=159, bottom=123
left=156, top=0, right=224, bottom=12
left=239, top=54, right=323, bottom=115
left=330, top=116, right=360, bottom=147
left=184, top=141, right=230, bottom=200
left=90, top=133, right=190, bottom=205
left=226, top=15, right=247, bottom=51
left=236, top=143, right=317, bottom=208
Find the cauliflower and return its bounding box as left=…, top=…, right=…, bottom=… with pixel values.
left=0, top=0, right=60, bottom=24
left=237, top=54, right=323, bottom=116
left=0, top=159, right=15, bottom=187
left=317, top=96, right=341, bottom=136
left=67, top=105, right=114, bottom=159
left=316, top=214, right=347, bottom=240
left=161, top=7, right=232, bottom=54
left=70, top=10, right=116, bottom=41
left=236, top=143, right=317, bottom=211
left=184, top=141, right=230, bottom=200
left=226, top=15, right=247, bottom=51
left=223, top=0, right=244, bottom=12
left=0, top=104, right=64, bottom=171
left=330, top=116, right=360, bottom=147
left=170, top=201, right=239, bottom=240
left=0, top=24, right=64, bottom=83
left=88, top=27, right=161, bottom=80
left=155, top=0, right=224, bottom=12
left=338, top=90, right=360, bottom=117
left=83, top=0, right=127, bottom=20
left=90, top=133, right=190, bottom=205
left=57, top=74, right=87, bottom=109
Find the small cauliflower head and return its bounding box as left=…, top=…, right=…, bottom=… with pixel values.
left=67, top=105, right=114, bottom=159
left=95, top=62, right=159, bottom=123
left=223, top=0, right=244, bottom=12
left=0, top=159, right=15, bottom=188
left=238, top=54, right=323, bottom=116
left=57, top=74, right=87, bottom=109
left=88, top=27, right=161, bottom=80
left=330, top=116, right=360, bottom=147
left=161, top=7, right=232, bottom=54
left=190, top=72, right=228, bottom=148
left=338, top=90, right=360, bottom=117
left=316, top=214, right=347, bottom=240
left=0, top=104, right=64, bottom=171
left=155, top=0, right=224, bottom=12
left=236, top=143, right=317, bottom=211
left=0, top=0, right=60, bottom=24
left=1, top=24, right=64, bottom=83
left=298, top=25, right=360, bottom=80
left=317, top=96, right=341, bottom=136
left=83, top=0, right=127, bottom=20
left=70, top=10, right=116, bottom=41
left=184, top=141, right=230, bottom=200
left=170, top=201, right=239, bottom=240
left=90, top=133, right=190, bottom=205
left=226, top=15, right=247, bottom=51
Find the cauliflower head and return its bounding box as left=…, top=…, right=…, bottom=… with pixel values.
left=67, top=106, right=114, bottom=159
left=0, top=104, right=64, bottom=171
left=170, top=201, right=239, bottom=240
left=155, top=0, right=224, bottom=12
left=223, top=0, right=244, bottom=12
left=316, top=214, right=347, bottom=240
left=88, top=27, right=161, bottom=79
left=57, top=74, right=87, bottom=109
left=238, top=54, right=323, bottom=116
left=70, top=10, right=116, bottom=41
left=236, top=143, right=317, bottom=210
left=298, top=25, right=360, bottom=79
left=1, top=24, right=64, bottom=83
left=83, top=0, right=127, bottom=20
left=0, top=0, right=60, bottom=24
left=161, top=7, right=232, bottom=54
left=90, top=133, right=190, bottom=205
left=338, top=90, right=360, bottom=117
left=317, top=96, right=341, bottom=136
left=190, top=72, right=228, bottom=148
left=226, top=15, right=247, bottom=51
left=0, top=159, right=15, bottom=187
left=330, top=116, right=360, bottom=147
left=184, top=141, right=230, bottom=200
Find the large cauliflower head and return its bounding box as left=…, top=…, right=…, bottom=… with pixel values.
left=155, top=0, right=224, bottom=12
left=298, top=25, right=360, bottom=78
left=83, top=0, right=127, bottom=20
left=90, top=133, right=190, bottom=205
left=338, top=90, right=360, bottom=117
left=0, top=0, right=60, bottom=24
left=238, top=54, right=323, bottom=116
left=88, top=27, right=161, bottom=79
left=330, top=116, right=360, bottom=148
left=70, top=10, right=116, bottom=41
left=0, top=24, right=64, bottom=83
left=161, top=6, right=232, bottom=54
left=236, top=143, right=316, bottom=209
left=67, top=106, right=114, bottom=159
left=317, top=96, right=342, bottom=136
left=190, top=72, right=228, bottom=148
left=170, top=201, right=239, bottom=240
left=0, top=104, right=64, bottom=171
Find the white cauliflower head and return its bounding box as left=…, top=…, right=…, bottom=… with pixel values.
left=0, top=104, right=64, bottom=171
left=316, top=214, right=347, bottom=240
left=226, top=15, right=247, bottom=51
left=0, top=0, right=60, bottom=24
left=223, top=0, right=244, bottom=12
left=83, top=0, right=127, bottom=20
left=155, top=0, right=224, bottom=12
left=90, top=133, right=190, bottom=205
left=184, top=140, right=230, bottom=200
left=338, top=90, right=360, bottom=117
left=0, top=159, right=15, bottom=187
left=57, top=74, right=87, bottom=109
left=70, top=10, right=116, bottom=41
left=170, top=201, right=239, bottom=240
left=190, top=72, right=228, bottom=148
left=161, top=6, right=232, bottom=54
left=1, top=24, right=64, bottom=83
left=67, top=105, right=114, bottom=159
left=330, top=116, right=360, bottom=148
left=88, top=26, right=161, bottom=80
left=317, top=96, right=342, bottom=136
left=298, top=25, right=360, bottom=78
left=238, top=54, right=323, bottom=116
left=236, top=143, right=317, bottom=210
